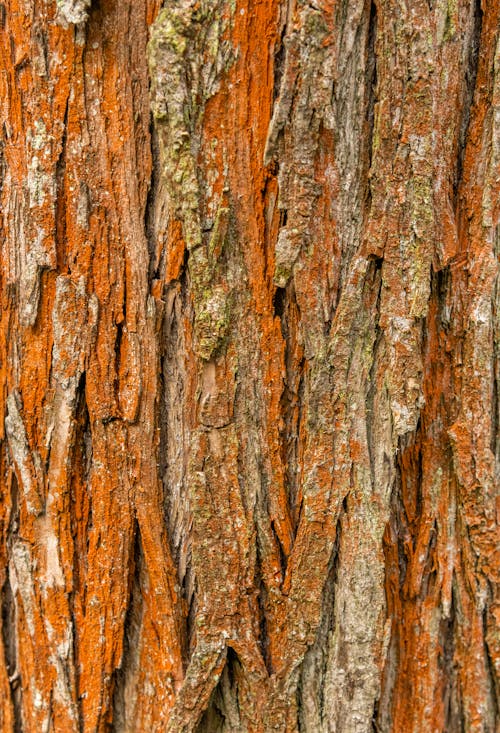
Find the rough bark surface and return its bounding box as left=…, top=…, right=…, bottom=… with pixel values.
left=0, top=0, right=499, bottom=731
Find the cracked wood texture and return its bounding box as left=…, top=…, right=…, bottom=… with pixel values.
left=0, top=0, right=499, bottom=731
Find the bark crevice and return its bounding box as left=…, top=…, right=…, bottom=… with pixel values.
left=297, top=508, right=342, bottom=731
left=454, top=0, right=483, bottom=204
left=1, top=567, right=22, bottom=733
left=145, top=115, right=161, bottom=286
left=111, top=522, right=144, bottom=733
left=364, top=0, right=378, bottom=210
left=195, top=647, right=243, bottom=733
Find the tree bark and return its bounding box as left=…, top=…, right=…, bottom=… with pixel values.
left=0, top=0, right=499, bottom=731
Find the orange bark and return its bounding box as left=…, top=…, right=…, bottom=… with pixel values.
left=0, top=0, right=498, bottom=731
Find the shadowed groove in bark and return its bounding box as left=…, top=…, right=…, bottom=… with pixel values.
left=145, top=116, right=162, bottom=285
left=253, top=553, right=272, bottom=676
left=483, top=601, right=500, bottom=726
left=273, top=25, right=287, bottom=107
left=364, top=0, right=377, bottom=208
left=2, top=471, right=21, bottom=733
left=272, top=286, right=286, bottom=321
left=196, top=698, right=225, bottom=733
left=440, top=584, right=462, bottom=732
left=54, top=95, right=69, bottom=272
left=195, top=648, right=244, bottom=733
left=1, top=568, right=21, bottom=733
left=111, top=523, right=144, bottom=733
left=378, top=450, right=410, bottom=730
left=365, top=256, right=383, bottom=485
left=297, top=506, right=343, bottom=731
left=454, top=0, right=483, bottom=204
left=276, top=282, right=305, bottom=528
left=69, top=373, right=91, bottom=730
left=184, top=571, right=197, bottom=664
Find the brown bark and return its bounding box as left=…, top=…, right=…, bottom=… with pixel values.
left=0, top=0, right=499, bottom=731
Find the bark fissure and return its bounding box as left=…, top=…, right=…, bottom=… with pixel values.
left=297, top=508, right=343, bottom=731
left=195, top=647, right=244, bottom=733
left=1, top=567, right=22, bottom=733
left=365, top=0, right=377, bottom=210
left=455, top=0, right=483, bottom=204
left=54, top=95, right=69, bottom=272
left=145, top=118, right=162, bottom=286
left=111, top=523, right=144, bottom=733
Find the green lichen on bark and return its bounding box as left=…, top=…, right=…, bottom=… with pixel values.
left=148, top=1, right=235, bottom=360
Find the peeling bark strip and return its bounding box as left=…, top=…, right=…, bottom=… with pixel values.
left=0, top=0, right=498, bottom=731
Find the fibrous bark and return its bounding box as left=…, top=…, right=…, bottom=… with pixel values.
left=0, top=0, right=498, bottom=731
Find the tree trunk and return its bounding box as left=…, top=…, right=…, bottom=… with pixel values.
left=0, top=0, right=499, bottom=730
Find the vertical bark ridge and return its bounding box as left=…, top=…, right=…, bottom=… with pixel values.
left=448, top=2, right=500, bottom=726
left=1, top=0, right=180, bottom=729
left=380, top=1, right=500, bottom=730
